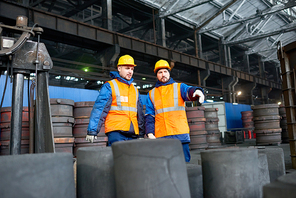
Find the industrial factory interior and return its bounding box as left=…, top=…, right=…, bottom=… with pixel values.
left=0, top=0, right=296, bottom=197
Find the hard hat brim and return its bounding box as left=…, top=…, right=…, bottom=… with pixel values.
left=154, top=66, right=170, bottom=73
left=117, top=64, right=137, bottom=67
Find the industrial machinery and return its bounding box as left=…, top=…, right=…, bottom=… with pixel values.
left=0, top=16, right=54, bottom=154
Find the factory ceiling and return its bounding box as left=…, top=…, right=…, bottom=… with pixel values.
left=0, top=0, right=295, bottom=103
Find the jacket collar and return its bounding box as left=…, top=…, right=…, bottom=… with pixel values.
left=110, top=71, right=134, bottom=85
left=155, top=78, right=176, bottom=88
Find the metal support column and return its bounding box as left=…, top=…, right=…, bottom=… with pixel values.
left=243, top=52, right=250, bottom=73
left=258, top=56, right=265, bottom=78
left=35, top=71, right=55, bottom=153
left=102, top=0, right=112, bottom=31
left=10, top=71, right=25, bottom=155
left=194, top=29, right=198, bottom=58
left=198, top=33, right=203, bottom=59
left=156, top=18, right=166, bottom=47
left=260, top=86, right=270, bottom=104
left=227, top=46, right=232, bottom=68
left=218, top=39, right=225, bottom=65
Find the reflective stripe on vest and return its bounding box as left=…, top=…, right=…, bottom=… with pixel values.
left=150, top=83, right=185, bottom=115
left=109, top=79, right=138, bottom=112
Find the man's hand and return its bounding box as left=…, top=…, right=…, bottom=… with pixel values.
left=86, top=135, right=97, bottom=143
left=147, top=133, right=156, bottom=139
left=193, top=90, right=205, bottom=103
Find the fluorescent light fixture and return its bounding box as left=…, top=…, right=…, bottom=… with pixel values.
left=206, top=99, right=214, bottom=103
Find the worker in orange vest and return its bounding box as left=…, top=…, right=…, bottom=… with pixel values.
left=145, top=60, right=204, bottom=162
left=86, top=55, right=145, bottom=145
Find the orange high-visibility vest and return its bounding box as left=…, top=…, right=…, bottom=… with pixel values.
left=105, top=79, right=139, bottom=134
left=149, top=83, right=189, bottom=138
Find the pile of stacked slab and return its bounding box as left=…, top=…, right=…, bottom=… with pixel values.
left=251, top=104, right=282, bottom=145
left=186, top=106, right=207, bottom=149
left=50, top=98, right=75, bottom=154
left=204, top=108, right=221, bottom=148
left=0, top=107, right=29, bottom=154
left=73, top=101, right=107, bottom=156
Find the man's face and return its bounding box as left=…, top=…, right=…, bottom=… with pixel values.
left=118, top=65, right=134, bottom=81
left=157, top=69, right=170, bottom=83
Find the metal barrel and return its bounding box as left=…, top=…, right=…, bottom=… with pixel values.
left=54, top=137, right=75, bottom=154
left=204, top=108, right=221, bottom=148
left=278, top=41, right=296, bottom=169
left=52, top=117, right=74, bottom=137
left=186, top=106, right=207, bottom=150
left=73, top=101, right=107, bottom=155
left=0, top=107, right=29, bottom=155
left=74, top=101, right=95, bottom=118
left=186, top=106, right=205, bottom=118
left=279, top=106, right=288, bottom=143
left=50, top=98, right=75, bottom=155
left=201, top=148, right=260, bottom=198
left=50, top=98, right=74, bottom=117
left=251, top=104, right=281, bottom=145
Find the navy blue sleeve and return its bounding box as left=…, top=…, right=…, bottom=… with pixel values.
left=87, top=83, right=112, bottom=136
left=144, top=92, right=155, bottom=135
left=180, top=83, right=204, bottom=101
left=137, top=91, right=145, bottom=138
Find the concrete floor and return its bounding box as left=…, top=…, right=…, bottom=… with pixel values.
left=189, top=139, right=294, bottom=171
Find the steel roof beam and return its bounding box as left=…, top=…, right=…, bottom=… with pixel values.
left=48, top=0, right=57, bottom=12
left=227, top=0, right=246, bottom=22
left=224, top=22, right=296, bottom=45
left=61, top=0, right=100, bottom=17
left=196, top=0, right=238, bottom=31
left=159, top=0, right=211, bottom=18
left=199, top=0, right=296, bottom=33
left=117, top=19, right=152, bottom=34
left=30, top=0, right=46, bottom=7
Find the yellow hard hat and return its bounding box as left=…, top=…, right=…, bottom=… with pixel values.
left=154, top=60, right=171, bottom=73
left=117, top=55, right=136, bottom=67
